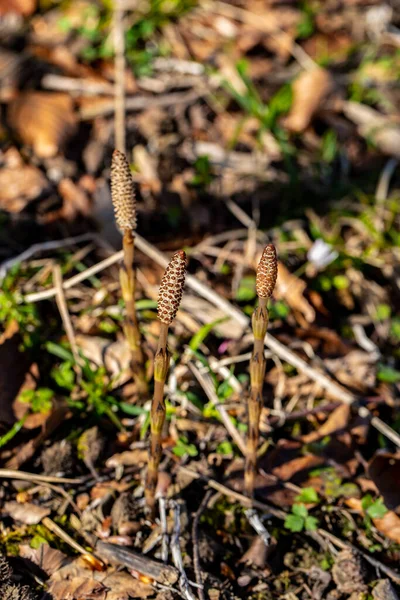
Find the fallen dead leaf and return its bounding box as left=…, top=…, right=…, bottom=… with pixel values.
left=3, top=501, right=50, bottom=524
left=20, top=543, right=70, bottom=575
left=302, top=404, right=350, bottom=444
left=0, top=164, right=48, bottom=212
left=48, top=576, right=106, bottom=600
left=0, top=0, right=36, bottom=16
left=343, top=102, right=400, bottom=159
left=75, top=336, right=131, bottom=387
left=274, top=261, right=316, bottom=324
left=59, top=178, right=91, bottom=221
left=0, top=321, right=31, bottom=426
left=101, top=571, right=153, bottom=600
left=368, top=452, right=400, bottom=512
left=284, top=68, right=333, bottom=133
left=346, top=497, right=400, bottom=544
left=8, top=92, right=77, bottom=158
left=106, top=449, right=148, bottom=469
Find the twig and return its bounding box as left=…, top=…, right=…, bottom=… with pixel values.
left=244, top=509, right=270, bottom=547
left=159, top=496, right=169, bottom=563
left=42, top=517, right=103, bottom=570
left=79, top=89, right=206, bottom=120
left=170, top=500, right=198, bottom=600
left=188, top=361, right=247, bottom=456
left=192, top=490, right=212, bottom=600
left=0, top=469, right=81, bottom=485
left=95, top=540, right=179, bottom=584
left=53, top=265, right=82, bottom=372
left=0, top=233, right=96, bottom=283
left=113, top=0, right=126, bottom=153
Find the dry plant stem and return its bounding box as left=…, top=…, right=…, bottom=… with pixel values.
left=121, top=229, right=146, bottom=393
left=113, top=0, right=126, bottom=153
left=245, top=297, right=267, bottom=498
left=145, top=321, right=170, bottom=516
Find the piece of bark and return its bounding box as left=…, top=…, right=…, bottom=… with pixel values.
left=95, top=542, right=179, bottom=585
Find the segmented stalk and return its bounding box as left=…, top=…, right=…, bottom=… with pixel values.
left=111, top=149, right=146, bottom=394
left=145, top=251, right=186, bottom=516
left=245, top=244, right=278, bottom=498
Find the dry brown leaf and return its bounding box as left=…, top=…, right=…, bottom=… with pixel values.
left=48, top=576, right=106, bottom=600
left=106, top=450, right=148, bottom=469
left=284, top=68, right=333, bottom=133
left=101, top=571, right=153, bottom=599
left=0, top=321, right=31, bottom=426
left=8, top=92, right=77, bottom=158
left=75, top=336, right=130, bottom=387
left=346, top=497, right=400, bottom=544
left=343, top=102, right=400, bottom=159
left=0, top=0, right=36, bottom=16
left=368, top=453, right=400, bottom=512
left=59, top=178, right=91, bottom=221
left=20, top=543, right=70, bottom=575
left=3, top=501, right=50, bottom=524
left=302, top=404, right=350, bottom=444
left=274, top=261, right=315, bottom=324
left=0, top=165, right=48, bottom=212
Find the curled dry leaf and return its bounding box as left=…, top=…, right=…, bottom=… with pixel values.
left=19, top=543, right=70, bottom=575
left=3, top=501, right=50, bottom=525
left=8, top=92, right=77, bottom=158
left=59, top=178, right=91, bottom=221
left=274, top=261, right=315, bottom=324
left=284, top=68, right=333, bottom=133
left=0, top=165, right=48, bottom=213
left=302, top=404, right=350, bottom=444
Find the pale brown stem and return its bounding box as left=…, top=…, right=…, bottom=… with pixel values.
left=121, top=230, right=147, bottom=395
left=145, top=322, right=169, bottom=517
left=245, top=297, right=267, bottom=499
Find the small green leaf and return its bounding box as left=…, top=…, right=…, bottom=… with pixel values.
left=305, top=516, right=319, bottom=531
left=292, top=503, right=308, bottom=518
left=365, top=497, right=388, bottom=519
left=217, top=441, right=234, bottom=455
left=235, top=276, right=256, bottom=302
left=284, top=514, right=304, bottom=532
left=377, top=365, right=400, bottom=384
left=375, top=303, right=391, bottom=321
left=189, top=317, right=227, bottom=351
left=295, top=487, right=319, bottom=504
left=46, top=342, right=74, bottom=362
left=333, top=275, right=349, bottom=290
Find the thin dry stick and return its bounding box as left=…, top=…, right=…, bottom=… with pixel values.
left=111, top=150, right=147, bottom=394
left=53, top=264, right=82, bottom=373
left=113, top=0, right=126, bottom=153
left=145, top=251, right=186, bottom=516
left=245, top=245, right=278, bottom=498
left=192, top=490, right=212, bottom=600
